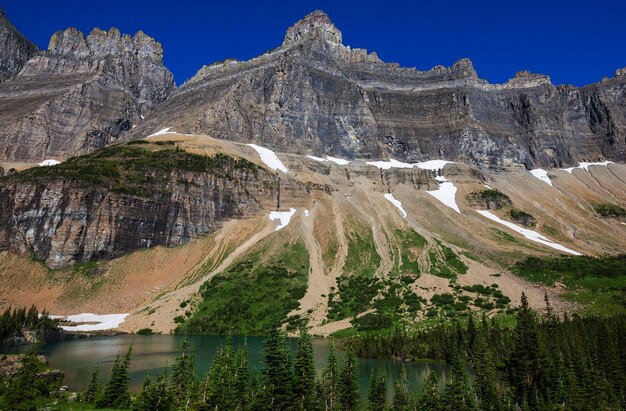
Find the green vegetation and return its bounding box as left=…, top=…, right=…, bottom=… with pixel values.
left=513, top=254, right=626, bottom=314
left=467, top=189, right=511, bottom=209
left=350, top=296, right=626, bottom=410
left=508, top=208, right=536, bottom=227
left=594, top=203, right=626, bottom=218
left=1, top=143, right=262, bottom=198
left=342, top=225, right=380, bottom=277
left=0, top=305, right=59, bottom=346
left=429, top=240, right=468, bottom=279
left=393, top=228, right=426, bottom=276
left=176, top=241, right=309, bottom=335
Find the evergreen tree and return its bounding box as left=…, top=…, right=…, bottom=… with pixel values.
left=417, top=372, right=441, bottom=411
left=472, top=335, right=499, bottom=411
left=169, top=338, right=198, bottom=408
left=508, top=292, right=546, bottom=408
left=1, top=351, right=61, bottom=410
left=442, top=351, right=477, bottom=411
left=338, top=350, right=359, bottom=411
left=293, top=326, right=316, bottom=410
left=321, top=340, right=340, bottom=411
left=261, top=319, right=294, bottom=410
left=82, top=363, right=102, bottom=404
left=367, top=369, right=386, bottom=411
left=97, top=345, right=132, bottom=409
left=133, top=371, right=174, bottom=411
left=392, top=365, right=410, bottom=410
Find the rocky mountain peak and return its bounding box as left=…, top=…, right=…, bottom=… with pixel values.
left=0, top=6, right=38, bottom=81
left=48, top=27, right=164, bottom=61
left=283, top=10, right=342, bottom=47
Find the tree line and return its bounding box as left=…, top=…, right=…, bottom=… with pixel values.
left=0, top=305, right=58, bottom=345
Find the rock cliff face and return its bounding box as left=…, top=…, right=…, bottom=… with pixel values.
left=0, top=7, right=37, bottom=82
left=0, top=143, right=312, bottom=268
left=128, top=10, right=625, bottom=168
left=0, top=24, right=174, bottom=162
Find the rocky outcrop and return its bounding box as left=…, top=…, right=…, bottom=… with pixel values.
left=127, top=10, right=625, bottom=169
left=0, top=7, right=37, bottom=82
left=0, top=143, right=313, bottom=267
left=0, top=20, right=174, bottom=162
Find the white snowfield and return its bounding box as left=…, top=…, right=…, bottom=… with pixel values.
left=306, top=155, right=327, bottom=162
left=304, top=210, right=310, bottom=217
left=476, top=210, right=582, bottom=256
left=365, top=158, right=453, bottom=172
left=561, top=161, right=613, bottom=174
left=325, top=156, right=350, bottom=165
left=247, top=144, right=289, bottom=173
left=384, top=193, right=407, bottom=218
left=52, top=313, right=129, bottom=332
left=38, top=159, right=61, bottom=167
left=427, top=180, right=460, bottom=213
left=367, top=158, right=414, bottom=169
left=148, top=127, right=173, bottom=137
left=530, top=169, right=553, bottom=186
left=269, top=208, right=297, bottom=231
left=414, top=160, right=454, bottom=171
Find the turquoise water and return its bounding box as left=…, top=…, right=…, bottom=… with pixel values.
left=2, top=335, right=450, bottom=396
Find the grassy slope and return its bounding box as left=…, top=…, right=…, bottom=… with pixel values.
left=177, top=239, right=310, bottom=335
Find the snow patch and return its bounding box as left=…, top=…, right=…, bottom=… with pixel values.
left=476, top=210, right=581, bottom=255
left=268, top=208, right=297, bottom=231
left=247, top=144, right=289, bottom=173
left=483, top=184, right=492, bottom=189
left=384, top=193, right=407, bottom=218
left=54, top=313, right=129, bottom=332
left=326, top=156, right=350, bottom=165
left=414, top=160, right=454, bottom=171
left=530, top=169, right=553, bottom=186
left=140, top=115, right=145, bottom=120
left=38, top=159, right=61, bottom=167
left=435, top=175, right=448, bottom=182
left=561, top=161, right=613, bottom=174
left=306, top=155, right=327, bottom=162
left=366, top=158, right=414, bottom=169
left=148, top=127, right=173, bottom=137
left=304, top=210, right=310, bottom=217
left=427, top=182, right=460, bottom=213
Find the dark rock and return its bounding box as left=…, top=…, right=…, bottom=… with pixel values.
left=0, top=6, right=38, bottom=81
left=125, top=11, right=625, bottom=169
left=0, top=17, right=175, bottom=162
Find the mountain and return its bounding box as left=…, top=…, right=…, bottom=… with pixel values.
left=0, top=24, right=174, bottom=162
left=0, top=10, right=624, bottom=335
left=127, top=10, right=626, bottom=169
left=0, top=6, right=37, bottom=82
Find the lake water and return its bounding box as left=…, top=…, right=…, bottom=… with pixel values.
left=2, top=335, right=450, bottom=397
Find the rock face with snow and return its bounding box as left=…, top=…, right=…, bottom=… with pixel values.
left=126, top=10, right=625, bottom=169
left=0, top=144, right=313, bottom=267
left=0, top=19, right=174, bottom=161
left=0, top=7, right=38, bottom=82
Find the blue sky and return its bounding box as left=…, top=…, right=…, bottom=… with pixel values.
left=4, top=0, right=625, bottom=86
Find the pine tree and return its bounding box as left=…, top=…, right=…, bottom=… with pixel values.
left=338, top=349, right=359, bottom=411
left=321, top=340, right=340, bottom=410
left=82, top=363, right=102, bottom=404
left=392, top=365, right=410, bottom=410
left=293, top=326, right=316, bottom=410
left=367, top=369, right=386, bottom=411
left=417, top=372, right=441, bottom=411
left=508, top=292, right=546, bottom=408
left=133, top=371, right=174, bottom=411
left=442, top=351, right=477, bottom=411
left=261, top=319, right=294, bottom=410
left=169, top=338, right=198, bottom=408
left=97, top=345, right=132, bottom=409
left=472, top=335, right=499, bottom=411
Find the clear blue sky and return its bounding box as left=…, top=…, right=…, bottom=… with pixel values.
left=4, top=0, right=625, bottom=86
